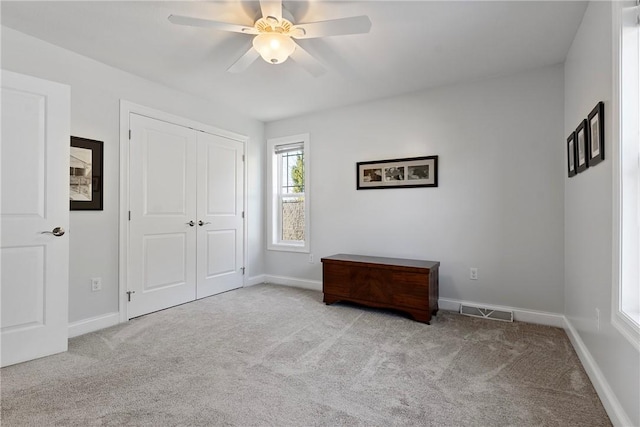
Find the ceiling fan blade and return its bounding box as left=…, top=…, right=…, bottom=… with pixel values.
left=227, top=47, right=260, bottom=73
left=291, top=15, right=372, bottom=39
left=259, top=0, right=282, bottom=22
left=290, top=42, right=326, bottom=77
left=168, top=14, right=257, bottom=35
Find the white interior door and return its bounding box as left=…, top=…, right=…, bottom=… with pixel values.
left=128, top=114, right=197, bottom=318
left=196, top=132, right=244, bottom=299
left=1, top=70, right=70, bottom=367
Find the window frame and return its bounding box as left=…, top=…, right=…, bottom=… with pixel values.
left=612, top=0, right=640, bottom=350
left=266, top=134, right=310, bottom=253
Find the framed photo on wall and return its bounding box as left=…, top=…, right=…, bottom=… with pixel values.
left=575, top=119, right=589, bottom=173
left=70, top=136, right=103, bottom=211
left=587, top=101, right=605, bottom=167
left=357, top=155, right=438, bottom=189
left=567, top=132, right=577, bottom=177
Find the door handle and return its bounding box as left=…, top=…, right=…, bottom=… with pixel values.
left=186, top=221, right=195, bottom=227
left=41, top=227, right=65, bottom=237
left=198, top=221, right=211, bottom=226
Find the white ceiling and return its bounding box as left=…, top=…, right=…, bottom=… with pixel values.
left=1, top=1, right=587, bottom=122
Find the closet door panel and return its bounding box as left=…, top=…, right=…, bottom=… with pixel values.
left=205, top=144, right=237, bottom=215
left=143, top=132, right=190, bottom=215
left=128, top=114, right=197, bottom=318
left=205, top=230, right=237, bottom=276
left=196, top=132, right=244, bottom=299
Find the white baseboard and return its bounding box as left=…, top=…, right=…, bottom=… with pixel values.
left=244, top=275, right=266, bottom=287
left=70, top=277, right=267, bottom=338
left=264, top=280, right=564, bottom=327
left=68, top=312, right=120, bottom=338
left=437, top=298, right=566, bottom=328
left=563, top=318, right=633, bottom=427
left=265, top=275, right=322, bottom=291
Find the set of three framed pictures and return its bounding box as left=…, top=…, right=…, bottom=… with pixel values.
left=567, top=101, right=604, bottom=177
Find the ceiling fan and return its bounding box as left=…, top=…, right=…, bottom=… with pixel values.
left=168, top=1, right=371, bottom=77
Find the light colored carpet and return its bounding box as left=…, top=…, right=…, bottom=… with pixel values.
left=1, top=284, right=610, bottom=426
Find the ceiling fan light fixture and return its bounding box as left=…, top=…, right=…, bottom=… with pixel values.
left=252, top=33, right=295, bottom=64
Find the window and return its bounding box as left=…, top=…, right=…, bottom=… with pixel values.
left=267, top=134, right=310, bottom=252
left=613, top=0, right=640, bottom=348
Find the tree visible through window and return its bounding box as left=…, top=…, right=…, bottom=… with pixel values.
left=292, top=155, right=304, bottom=193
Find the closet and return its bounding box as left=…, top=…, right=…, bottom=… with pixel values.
left=127, top=113, right=244, bottom=318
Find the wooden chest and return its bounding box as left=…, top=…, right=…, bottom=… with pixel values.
left=321, top=254, right=440, bottom=323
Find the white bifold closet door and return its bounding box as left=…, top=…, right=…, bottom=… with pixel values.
left=128, top=114, right=244, bottom=319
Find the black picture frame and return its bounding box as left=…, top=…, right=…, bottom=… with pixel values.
left=357, top=155, right=438, bottom=190
left=70, top=136, right=103, bottom=211
left=587, top=101, right=605, bottom=167
left=575, top=119, right=589, bottom=173
left=567, top=132, right=577, bottom=177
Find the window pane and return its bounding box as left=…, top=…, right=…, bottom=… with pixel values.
left=280, top=150, right=304, bottom=194
left=281, top=196, right=305, bottom=242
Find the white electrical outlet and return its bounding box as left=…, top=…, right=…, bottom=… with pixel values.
left=595, top=308, right=600, bottom=331
left=91, top=277, right=102, bottom=292
left=470, top=268, right=478, bottom=280
left=309, top=254, right=314, bottom=264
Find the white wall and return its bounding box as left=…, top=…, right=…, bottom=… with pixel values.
left=1, top=27, right=265, bottom=323
left=265, top=64, right=566, bottom=314
left=564, top=3, right=639, bottom=426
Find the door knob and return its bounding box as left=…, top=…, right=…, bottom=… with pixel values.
left=198, top=221, right=211, bottom=226
left=186, top=221, right=195, bottom=227
left=41, top=227, right=65, bottom=237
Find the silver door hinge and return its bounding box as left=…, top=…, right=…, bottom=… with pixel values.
left=241, top=267, right=245, bottom=275
left=241, top=211, right=245, bottom=219
left=128, top=211, right=131, bottom=221
left=128, top=129, right=131, bottom=140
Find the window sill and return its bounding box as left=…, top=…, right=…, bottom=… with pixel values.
left=267, top=243, right=309, bottom=254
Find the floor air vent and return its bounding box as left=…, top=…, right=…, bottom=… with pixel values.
left=460, top=304, right=514, bottom=322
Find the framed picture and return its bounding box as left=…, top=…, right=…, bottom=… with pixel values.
left=588, top=101, right=605, bottom=167
left=70, top=136, right=103, bottom=211
left=567, top=132, right=577, bottom=177
left=575, top=119, right=589, bottom=173
left=357, top=155, right=438, bottom=189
